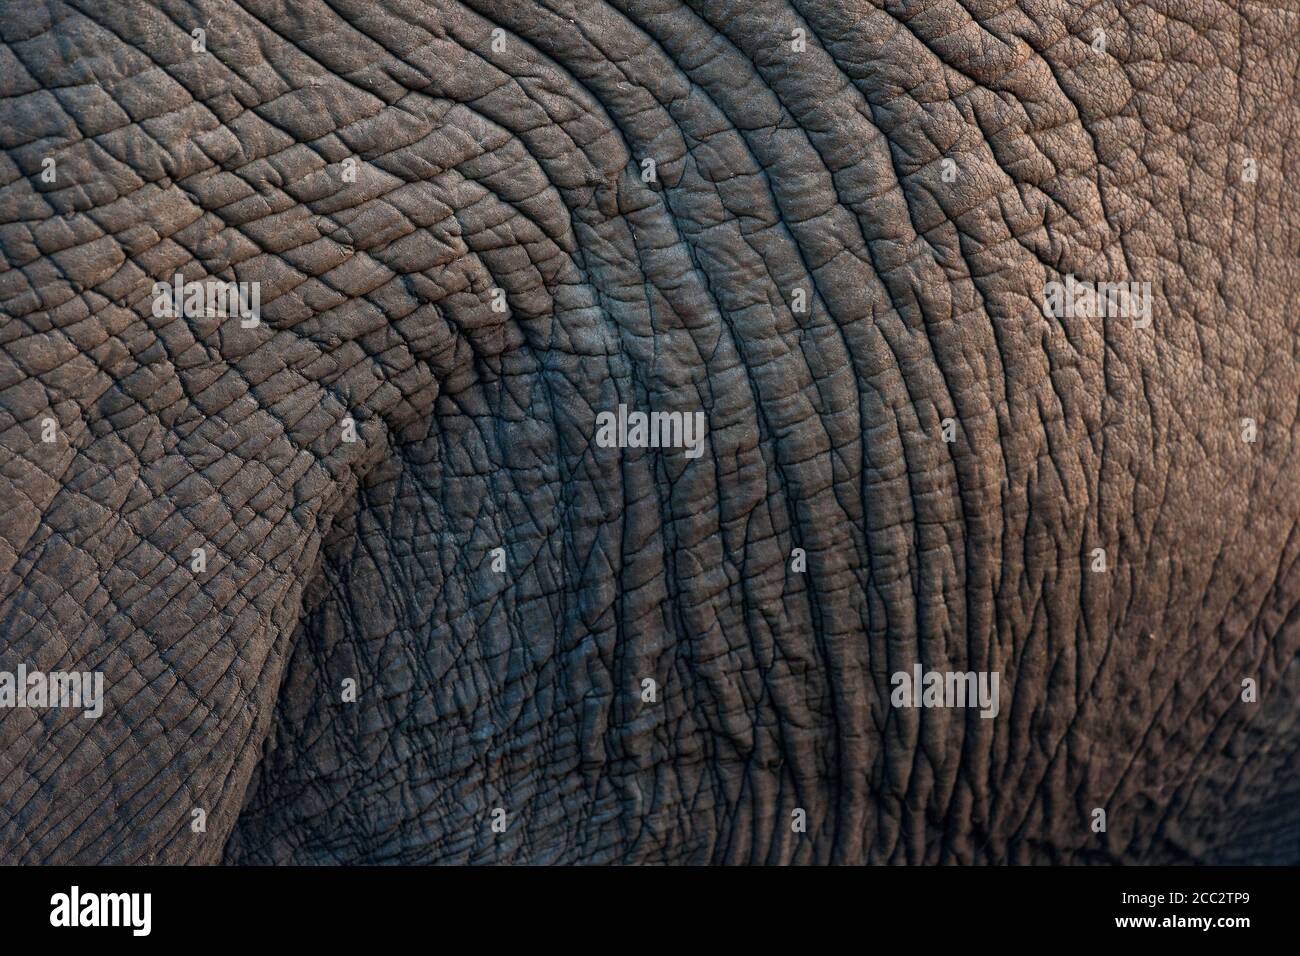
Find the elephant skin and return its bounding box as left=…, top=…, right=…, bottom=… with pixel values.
left=0, top=0, right=1298, bottom=865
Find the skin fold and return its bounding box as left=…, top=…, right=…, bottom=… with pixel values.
left=0, top=0, right=1297, bottom=865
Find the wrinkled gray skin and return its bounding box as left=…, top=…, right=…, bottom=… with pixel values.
left=0, top=0, right=1298, bottom=865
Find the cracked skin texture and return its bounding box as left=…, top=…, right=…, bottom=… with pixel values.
left=0, top=0, right=1297, bottom=866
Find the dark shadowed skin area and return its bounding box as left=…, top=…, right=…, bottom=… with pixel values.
left=0, top=0, right=1297, bottom=865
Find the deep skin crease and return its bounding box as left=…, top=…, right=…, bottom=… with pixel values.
left=0, top=0, right=1298, bottom=865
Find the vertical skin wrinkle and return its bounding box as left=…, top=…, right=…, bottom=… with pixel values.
left=0, top=0, right=1295, bottom=864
